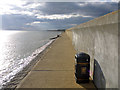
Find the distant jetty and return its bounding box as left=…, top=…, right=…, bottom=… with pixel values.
left=49, top=35, right=60, bottom=40
left=47, top=29, right=65, bottom=32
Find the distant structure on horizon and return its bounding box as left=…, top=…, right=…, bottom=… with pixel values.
left=47, top=29, right=65, bottom=31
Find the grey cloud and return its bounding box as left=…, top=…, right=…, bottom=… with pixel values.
left=77, top=2, right=118, bottom=17
left=36, top=16, right=94, bottom=29
left=23, top=0, right=119, bottom=2
left=37, top=2, right=118, bottom=17
left=5, top=2, right=118, bottom=18
left=2, top=2, right=118, bottom=30
left=37, top=2, right=79, bottom=15
left=2, top=14, right=37, bottom=30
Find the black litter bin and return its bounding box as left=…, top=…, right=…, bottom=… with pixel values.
left=75, top=52, right=90, bottom=83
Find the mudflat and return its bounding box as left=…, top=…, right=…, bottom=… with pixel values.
left=17, top=33, right=95, bottom=89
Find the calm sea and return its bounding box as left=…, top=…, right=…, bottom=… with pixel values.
left=0, top=30, right=62, bottom=88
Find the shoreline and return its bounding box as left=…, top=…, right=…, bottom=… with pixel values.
left=15, top=32, right=95, bottom=88
left=2, top=35, right=60, bottom=89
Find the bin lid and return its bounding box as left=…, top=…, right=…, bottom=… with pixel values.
left=75, top=52, right=90, bottom=61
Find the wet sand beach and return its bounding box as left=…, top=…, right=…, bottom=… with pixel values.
left=16, top=32, right=95, bottom=89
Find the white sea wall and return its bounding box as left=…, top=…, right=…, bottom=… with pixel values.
left=66, top=10, right=119, bottom=88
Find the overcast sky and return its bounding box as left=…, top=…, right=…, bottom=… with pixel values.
left=0, top=0, right=119, bottom=30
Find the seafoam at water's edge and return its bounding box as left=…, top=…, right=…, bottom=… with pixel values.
left=1, top=39, right=55, bottom=89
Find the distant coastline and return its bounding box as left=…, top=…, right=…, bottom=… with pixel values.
left=46, top=29, right=65, bottom=32
left=1, top=29, right=66, bottom=31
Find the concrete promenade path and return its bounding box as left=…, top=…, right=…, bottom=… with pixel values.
left=17, top=33, right=95, bottom=89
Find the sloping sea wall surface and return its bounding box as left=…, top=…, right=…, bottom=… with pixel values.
left=66, top=10, right=119, bottom=88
